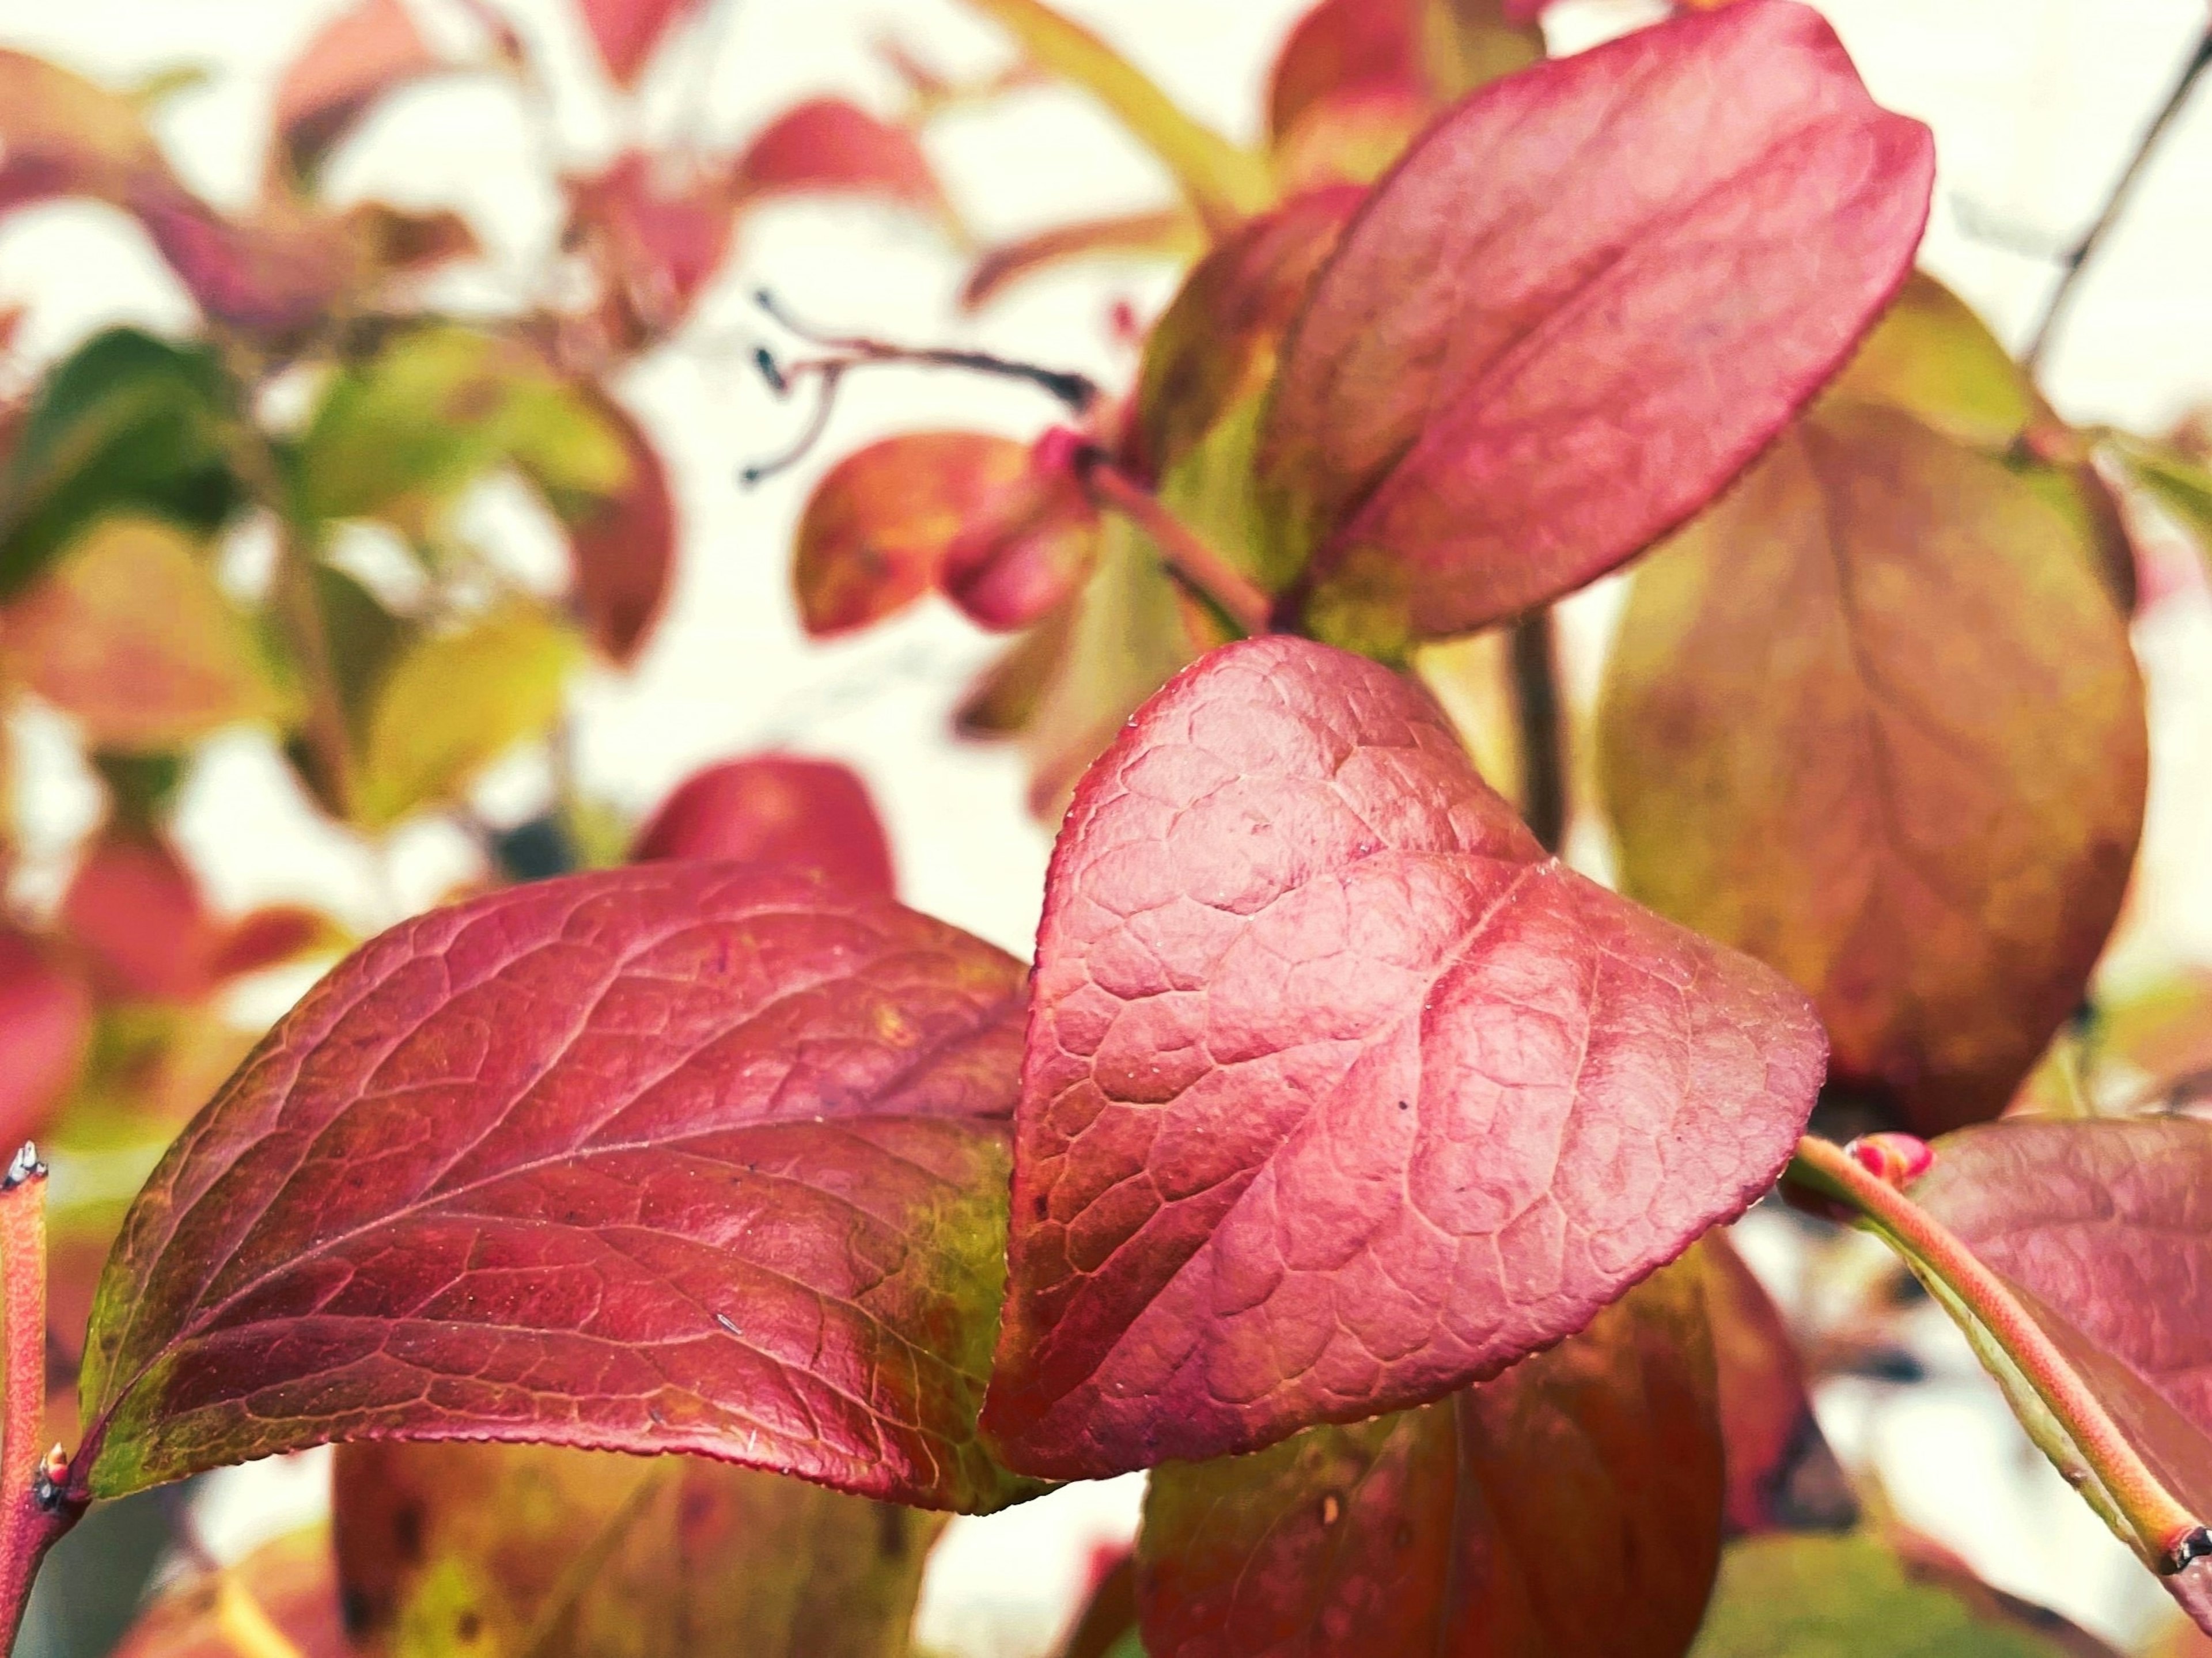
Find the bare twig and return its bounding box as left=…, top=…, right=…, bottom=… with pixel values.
left=2022, top=24, right=2212, bottom=376
left=1508, top=610, right=1569, bottom=855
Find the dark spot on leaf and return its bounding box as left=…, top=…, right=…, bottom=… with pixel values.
left=340, top=1586, right=377, bottom=1636
left=392, top=1501, right=423, bottom=1564
left=455, top=1608, right=483, bottom=1642
left=878, top=1502, right=908, bottom=1560
left=1032, top=1192, right=1048, bottom=1220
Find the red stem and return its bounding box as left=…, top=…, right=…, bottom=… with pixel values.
left=0, top=1144, right=78, bottom=1651
left=1078, top=458, right=1274, bottom=638
left=1788, top=1133, right=2202, bottom=1570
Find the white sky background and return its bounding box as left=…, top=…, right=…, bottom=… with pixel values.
left=0, top=0, right=2206, bottom=1652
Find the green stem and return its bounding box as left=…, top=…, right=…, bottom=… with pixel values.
left=1787, top=1133, right=2203, bottom=1571
left=0, top=1145, right=81, bottom=1651
left=1080, top=457, right=1274, bottom=638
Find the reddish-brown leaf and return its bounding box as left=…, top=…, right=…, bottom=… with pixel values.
left=732, top=98, right=948, bottom=222
left=271, top=0, right=443, bottom=182
left=559, top=388, right=677, bottom=663
left=981, top=636, right=1827, bottom=1478
left=793, top=432, right=1030, bottom=637
left=334, top=1439, right=943, bottom=1657
left=1705, top=1230, right=1855, bottom=1537
left=567, top=150, right=737, bottom=339
left=578, top=0, right=702, bottom=88
left=0, top=927, right=90, bottom=1151
left=1266, top=0, right=1541, bottom=146
left=1260, top=0, right=1934, bottom=649
left=940, top=431, right=1099, bottom=633
left=75, top=866, right=1041, bottom=1512
left=1137, top=1258, right=1721, bottom=1658
left=1600, top=405, right=2145, bottom=1135
left=631, top=756, right=897, bottom=898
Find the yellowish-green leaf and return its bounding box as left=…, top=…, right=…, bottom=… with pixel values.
left=2, top=517, right=292, bottom=750
left=1828, top=271, right=2037, bottom=451
left=294, top=325, right=627, bottom=534
left=358, top=601, right=581, bottom=827
left=1691, top=1532, right=2120, bottom=1658
left=959, top=0, right=1270, bottom=229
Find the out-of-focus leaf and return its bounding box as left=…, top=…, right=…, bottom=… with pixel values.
left=940, top=434, right=1097, bottom=632
left=271, top=0, right=444, bottom=184
left=793, top=432, right=1030, bottom=637
left=357, top=601, right=583, bottom=828
left=2, top=517, right=290, bottom=750
left=732, top=97, right=950, bottom=225
left=631, top=755, right=896, bottom=898
left=952, top=601, right=1074, bottom=742
left=1705, top=1231, right=1855, bottom=1537
left=2113, top=434, right=2212, bottom=564
left=1266, top=0, right=1543, bottom=147
left=1138, top=1260, right=1720, bottom=1658
left=74, top=867, right=1041, bottom=1512
left=335, top=1440, right=943, bottom=1657
left=0, top=51, right=360, bottom=335
left=567, top=150, right=736, bottom=341
left=982, top=636, right=1826, bottom=1479
left=1689, top=1531, right=2122, bottom=1658
left=342, top=200, right=479, bottom=282
left=312, top=562, right=409, bottom=745
left=1600, top=404, right=2145, bottom=1135
left=0, top=328, right=243, bottom=598
left=111, top=1524, right=349, bottom=1658
left=1828, top=271, right=2036, bottom=451
left=295, top=324, right=626, bottom=534
left=578, top=0, right=702, bottom=88
left=1260, top=1, right=1934, bottom=651
left=522, top=386, right=676, bottom=664
left=0, top=927, right=90, bottom=1151
left=960, top=208, right=1202, bottom=312
left=1059, top=1549, right=1137, bottom=1658
left=1011, top=512, right=1206, bottom=818
left=959, top=0, right=1271, bottom=229
left=61, top=828, right=335, bottom=1004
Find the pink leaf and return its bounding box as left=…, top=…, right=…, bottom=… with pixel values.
left=578, top=0, right=702, bottom=88
left=631, top=756, right=897, bottom=898
left=0, top=928, right=89, bottom=1150
left=732, top=98, right=948, bottom=221
left=271, top=0, right=444, bottom=181
left=76, top=866, right=1039, bottom=1512
left=982, top=636, right=1827, bottom=1478
left=1261, top=0, right=1934, bottom=645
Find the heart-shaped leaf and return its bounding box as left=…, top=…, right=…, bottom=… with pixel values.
left=334, top=1440, right=943, bottom=1657
left=1259, top=0, right=1934, bottom=650
left=631, top=756, right=896, bottom=898
left=1600, top=403, right=2145, bottom=1134
left=75, top=866, right=1041, bottom=1512
left=982, top=636, right=1827, bottom=1478
left=1138, top=1257, right=1721, bottom=1658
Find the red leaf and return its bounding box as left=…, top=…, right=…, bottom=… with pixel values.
left=567, top=150, right=737, bottom=337
left=1267, top=0, right=1423, bottom=141
left=0, top=928, right=89, bottom=1150
left=1260, top=0, right=1934, bottom=647
left=793, top=432, right=1031, bottom=637
left=1705, top=1231, right=1854, bottom=1536
left=578, top=0, right=701, bottom=88
left=271, top=0, right=443, bottom=181
left=732, top=98, right=947, bottom=221
left=940, top=430, right=1099, bottom=633
left=981, top=636, right=1827, bottom=1478
left=75, top=866, right=1040, bottom=1512
left=62, top=831, right=218, bottom=1004
left=1137, top=1258, right=1721, bottom=1658
left=563, top=388, right=676, bottom=663
left=630, top=756, right=897, bottom=898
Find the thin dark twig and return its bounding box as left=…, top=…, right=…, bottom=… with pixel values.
left=740, top=361, right=844, bottom=485
left=2022, top=24, right=2212, bottom=376
left=1509, top=609, right=1568, bottom=855
left=752, top=290, right=1100, bottom=411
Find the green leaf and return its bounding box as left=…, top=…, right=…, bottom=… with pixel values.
left=1690, top=1532, right=2121, bottom=1658
left=357, top=601, right=582, bottom=827
left=294, top=325, right=626, bottom=533
left=0, top=328, right=244, bottom=598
